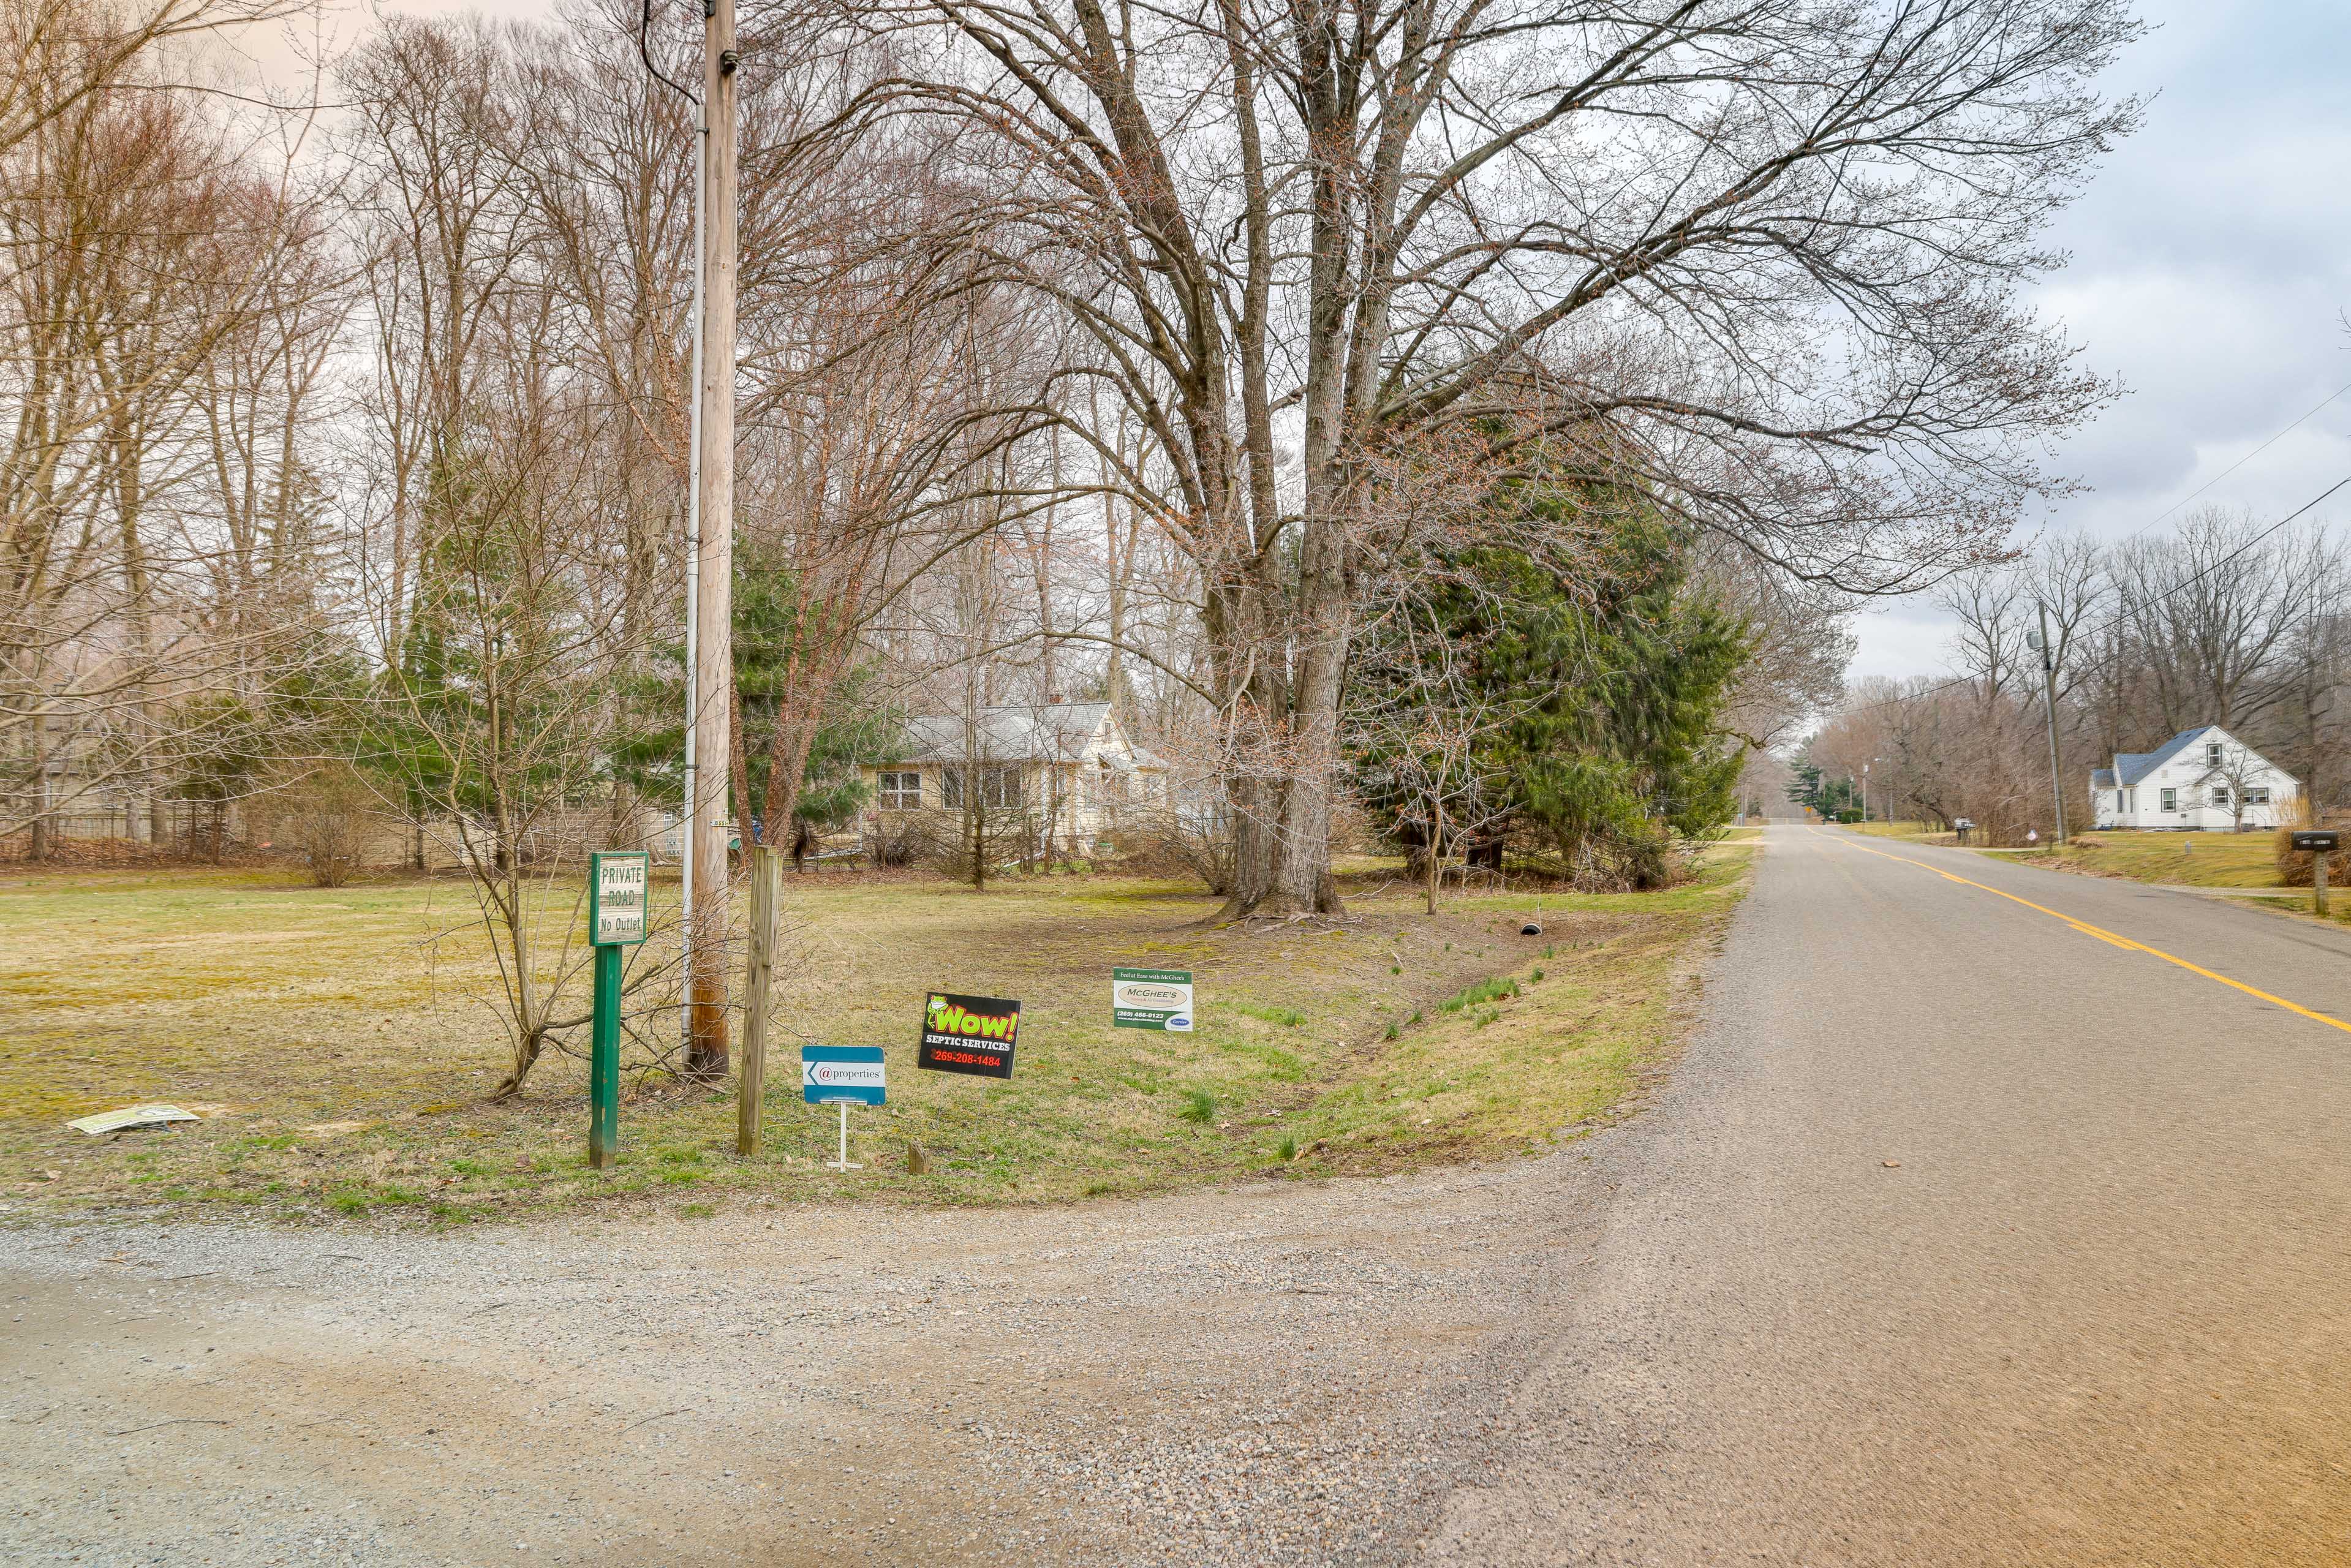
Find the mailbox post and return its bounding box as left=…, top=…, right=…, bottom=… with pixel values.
left=2294, top=830, right=2339, bottom=919
left=587, top=851, right=652, bottom=1168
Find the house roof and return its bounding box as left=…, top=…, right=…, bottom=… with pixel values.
left=2107, top=725, right=2300, bottom=790
left=2090, top=767, right=2116, bottom=788
left=887, top=703, right=1164, bottom=767
left=2114, top=727, right=2214, bottom=788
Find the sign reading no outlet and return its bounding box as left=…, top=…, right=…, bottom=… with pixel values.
left=801, top=1045, right=886, bottom=1106
left=1113, top=968, right=1193, bottom=1031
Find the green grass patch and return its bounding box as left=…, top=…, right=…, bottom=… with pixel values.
left=0, top=844, right=1753, bottom=1221
left=1440, top=976, right=1519, bottom=1012
left=2039, top=830, right=2284, bottom=888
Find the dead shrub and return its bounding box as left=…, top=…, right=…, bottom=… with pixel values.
left=277, top=765, right=381, bottom=887
left=2273, top=799, right=2349, bottom=888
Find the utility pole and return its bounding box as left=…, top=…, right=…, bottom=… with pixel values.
left=686, top=0, right=739, bottom=1079
left=2031, top=602, right=2067, bottom=846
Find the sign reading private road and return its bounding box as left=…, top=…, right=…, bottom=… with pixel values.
left=801, top=1045, right=888, bottom=1106
left=589, top=850, right=651, bottom=946
left=919, top=993, right=1022, bottom=1078
left=1112, top=968, right=1193, bottom=1031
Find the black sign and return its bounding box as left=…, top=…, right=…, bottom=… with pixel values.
left=919, top=992, right=1021, bottom=1079
left=2293, top=830, right=2340, bottom=853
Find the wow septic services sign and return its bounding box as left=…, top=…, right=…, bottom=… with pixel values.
left=1112, top=968, right=1193, bottom=1031
left=919, top=993, right=1021, bottom=1078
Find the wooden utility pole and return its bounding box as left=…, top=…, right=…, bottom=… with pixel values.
left=2032, top=601, right=2068, bottom=846
left=738, top=845, right=777, bottom=1155
left=686, top=0, right=739, bottom=1079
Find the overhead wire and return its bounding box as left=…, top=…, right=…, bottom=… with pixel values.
left=1835, top=466, right=2351, bottom=720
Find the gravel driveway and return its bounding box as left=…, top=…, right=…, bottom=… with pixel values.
left=1, top=1131, right=1637, bottom=1566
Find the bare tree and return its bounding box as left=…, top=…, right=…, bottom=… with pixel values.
left=839, top=0, right=2138, bottom=916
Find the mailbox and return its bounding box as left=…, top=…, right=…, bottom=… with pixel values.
left=2292, top=830, right=2340, bottom=854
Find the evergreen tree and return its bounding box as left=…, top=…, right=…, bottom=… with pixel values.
left=1349, top=500, right=1750, bottom=889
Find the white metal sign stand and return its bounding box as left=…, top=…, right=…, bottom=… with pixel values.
left=828, top=1104, right=861, bottom=1171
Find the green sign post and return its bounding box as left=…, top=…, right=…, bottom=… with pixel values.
left=587, top=850, right=651, bottom=1169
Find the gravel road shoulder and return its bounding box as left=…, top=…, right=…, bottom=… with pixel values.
left=1, top=1109, right=1667, bottom=1566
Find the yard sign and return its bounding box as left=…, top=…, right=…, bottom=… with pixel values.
left=802, top=1045, right=886, bottom=1170
left=801, top=1044, right=888, bottom=1106
left=1112, top=968, right=1193, bottom=1032
left=919, top=993, right=1022, bottom=1078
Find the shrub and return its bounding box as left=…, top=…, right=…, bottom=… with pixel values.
left=867, top=816, right=935, bottom=869
left=2273, top=801, right=2349, bottom=887
left=276, top=763, right=382, bottom=887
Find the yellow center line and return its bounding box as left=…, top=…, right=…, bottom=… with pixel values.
left=1808, top=829, right=2351, bottom=1038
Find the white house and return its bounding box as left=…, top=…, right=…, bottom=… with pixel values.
left=861, top=699, right=1168, bottom=849
left=2088, top=725, right=2298, bottom=832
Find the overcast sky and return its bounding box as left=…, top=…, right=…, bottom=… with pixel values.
left=1851, top=0, right=2351, bottom=684
left=243, top=1, right=2351, bottom=693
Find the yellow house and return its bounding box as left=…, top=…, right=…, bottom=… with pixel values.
left=861, top=699, right=1166, bottom=850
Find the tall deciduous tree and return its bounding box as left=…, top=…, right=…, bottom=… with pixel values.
left=846, top=0, right=2139, bottom=915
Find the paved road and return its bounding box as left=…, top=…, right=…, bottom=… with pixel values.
left=9, top=830, right=2349, bottom=1566
left=1420, top=826, right=2351, bottom=1567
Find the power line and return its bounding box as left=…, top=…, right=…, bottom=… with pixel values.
left=1835, top=467, right=2351, bottom=721
left=2123, top=375, right=2351, bottom=543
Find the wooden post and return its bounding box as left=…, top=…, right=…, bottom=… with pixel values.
left=685, top=0, right=739, bottom=1080
left=2317, top=852, right=2330, bottom=921
left=738, top=845, right=778, bottom=1156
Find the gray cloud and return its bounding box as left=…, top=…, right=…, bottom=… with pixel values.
left=1850, top=0, right=2351, bottom=683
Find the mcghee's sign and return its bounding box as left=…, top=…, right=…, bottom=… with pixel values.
left=1112, top=968, right=1193, bottom=1032
left=919, top=992, right=1022, bottom=1079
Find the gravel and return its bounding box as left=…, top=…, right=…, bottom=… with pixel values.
left=0, top=1141, right=1632, bottom=1566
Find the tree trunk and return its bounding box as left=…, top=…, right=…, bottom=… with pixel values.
left=1262, top=516, right=1350, bottom=916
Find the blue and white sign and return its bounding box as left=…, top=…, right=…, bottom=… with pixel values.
left=802, top=1045, right=887, bottom=1106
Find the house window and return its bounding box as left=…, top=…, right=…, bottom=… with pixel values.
left=2247, top=787, right=2270, bottom=806
left=2210, top=785, right=2230, bottom=807
left=2115, top=790, right=2124, bottom=815
left=2160, top=788, right=2177, bottom=812
left=877, top=771, right=921, bottom=810
left=943, top=764, right=1022, bottom=809
left=2206, top=741, right=2224, bottom=767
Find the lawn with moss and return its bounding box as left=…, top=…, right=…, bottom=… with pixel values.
left=1, top=848, right=1751, bottom=1224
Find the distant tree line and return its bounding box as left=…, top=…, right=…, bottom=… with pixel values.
left=1803, top=508, right=2347, bottom=843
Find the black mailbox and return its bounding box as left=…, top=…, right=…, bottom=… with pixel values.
left=2292, top=830, right=2339, bottom=853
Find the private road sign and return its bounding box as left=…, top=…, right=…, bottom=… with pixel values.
left=589, top=850, right=651, bottom=946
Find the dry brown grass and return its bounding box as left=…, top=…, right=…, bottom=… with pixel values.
left=0, top=848, right=1752, bottom=1223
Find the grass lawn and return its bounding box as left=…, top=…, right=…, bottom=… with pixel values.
left=1, top=847, right=1752, bottom=1224
left=2028, top=831, right=2284, bottom=888
left=1849, top=820, right=1945, bottom=841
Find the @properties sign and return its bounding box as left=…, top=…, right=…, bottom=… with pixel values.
left=801, top=1045, right=887, bottom=1106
